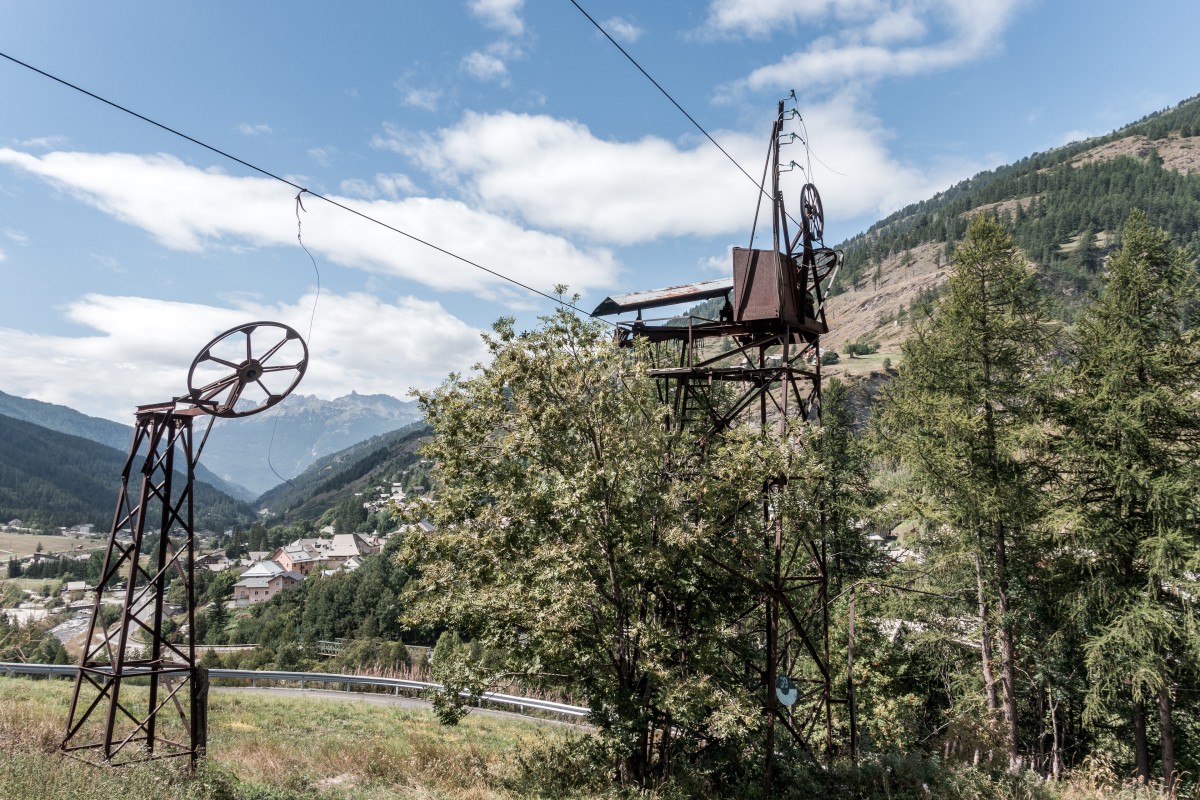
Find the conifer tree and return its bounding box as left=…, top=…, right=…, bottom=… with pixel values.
left=1053, top=210, right=1200, bottom=791
left=876, top=215, right=1055, bottom=772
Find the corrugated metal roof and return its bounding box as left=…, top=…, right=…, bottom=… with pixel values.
left=592, top=277, right=733, bottom=316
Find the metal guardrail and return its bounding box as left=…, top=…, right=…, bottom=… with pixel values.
left=0, top=661, right=589, bottom=719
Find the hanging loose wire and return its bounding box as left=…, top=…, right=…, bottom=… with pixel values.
left=263, top=192, right=324, bottom=491
left=294, top=189, right=321, bottom=346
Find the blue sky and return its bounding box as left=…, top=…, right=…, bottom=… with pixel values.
left=1, top=0, right=1198, bottom=422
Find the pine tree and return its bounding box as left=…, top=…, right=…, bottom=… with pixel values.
left=876, top=215, right=1055, bottom=772
left=1053, top=210, right=1200, bottom=791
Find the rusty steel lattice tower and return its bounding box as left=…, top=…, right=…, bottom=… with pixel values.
left=62, top=322, right=308, bottom=766
left=592, top=100, right=845, bottom=790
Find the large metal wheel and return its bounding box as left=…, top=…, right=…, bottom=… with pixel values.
left=186, top=322, right=308, bottom=418
left=800, top=183, right=824, bottom=243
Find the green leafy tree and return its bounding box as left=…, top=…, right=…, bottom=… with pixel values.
left=203, top=569, right=239, bottom=607
left=1052, top=211, right=1200, bottom=790
left=404, top=306, right=845, bottom=790
left=875, top=216, right=1056, bottom=772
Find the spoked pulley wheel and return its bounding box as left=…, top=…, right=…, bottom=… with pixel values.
left=186, top=321, right=308, bottom=418
left=799, top=183, right=824, bottom=243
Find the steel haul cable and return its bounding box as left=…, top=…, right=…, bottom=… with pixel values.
left=0, top=49, right=607, bottom=323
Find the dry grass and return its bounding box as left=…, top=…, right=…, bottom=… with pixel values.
left=0, top=530, right=102, bottom=559
left=0, top=675, right=590, bottom=800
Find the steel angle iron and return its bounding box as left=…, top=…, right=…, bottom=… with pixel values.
left=61, top=321, right=308, bottom=767
left=590, top=99, right=846, bottom=795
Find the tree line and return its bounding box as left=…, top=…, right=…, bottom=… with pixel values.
left=397, top=211, right=1200, bottom=797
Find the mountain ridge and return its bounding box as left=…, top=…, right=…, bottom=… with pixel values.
left=0, top=389, right=253, bottom=501
left=0, top=389, right=424, bottom=498
left=201, top=392, right=424, bottom=495
left=0, top=412, right=256, bottom=532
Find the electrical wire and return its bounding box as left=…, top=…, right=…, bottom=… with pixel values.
left=0, top=49, right=607, bottom=323
left=567, top=0, right=811, bottom=227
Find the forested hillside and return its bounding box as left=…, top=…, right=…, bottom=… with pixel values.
left=254, top=421, right=430, bottom=522
left=387, top=208, right=1200, bottom=797
left=0, top=413, right=255, bottom=531
left=0, top=390, right=252, bottom=500
left=832, top=94, right=1200, bottom=320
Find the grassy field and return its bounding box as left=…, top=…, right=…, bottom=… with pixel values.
left=823, top=350, right=899, bottom=378
left=0, top=530, right=101, bottom=559
left=0, top=676, right=599, bottom=800
left=0, top=677, right=1179, bottom=799
left=1, top=576, right=66, bottom=594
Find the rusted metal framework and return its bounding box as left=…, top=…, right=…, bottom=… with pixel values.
left=62, top=405, right=208, bottom=766
left=593, top=101, right=845, bottom=790
left=62, top=322, right=308, bottom=767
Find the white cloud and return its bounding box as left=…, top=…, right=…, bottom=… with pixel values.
left=307, top=146, right=335, bottom=166
left=704, top=0, right=831, bottom=38
left=468, top=0, right=524, bottom=35
left=407, top=111, right=765, bottom=244
left=0, top=248, right=6, bottom=262
left=394, top=74, right=442, bottom=111
left=403, top=87, right=442, bottom=111
left=462, top=51, right=510, bottom=84
left=89, top=253, right=124, bottom=273
left=339, top=173, right=418, bottom=200
left=699, top=247, right=732, bottom=274
left=370, top=125, right=416, bottom=155
left=601, top=16, right=644, bottom=43
left=461, top=39, right=526, bottom=86
left=0, top=148, right=619, bottom=302
left=236, top=123, right=273, bottom=136
left=405, top=104, right=980, bottom=244
left=3, top=229, right=29, bottom=245
left=786, top=95, right=970, bottom=220
left=15, top=135, right=66, bottom=150
left=396, top=101, right=984, bottom=244
left=865, top=7, right=926, bottom=44
left=0, top=290, right=488, bottom=423
left=375, top=173, right=418, bottom=198
left=711, top=0, right=1025, bottom=93
left=1056, top=129, right=1092, bottom=147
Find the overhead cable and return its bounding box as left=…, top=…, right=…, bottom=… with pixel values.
left=567, top=0, right=810, bottom=225
left=0, top=49, right=605, bottom=322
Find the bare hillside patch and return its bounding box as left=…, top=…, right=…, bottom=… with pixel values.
left=824, top=241, right=949, bottom=352
left=1070, top=133, right=1200, bottom=175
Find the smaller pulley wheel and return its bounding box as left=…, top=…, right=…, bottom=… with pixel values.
left=800, top=183, right=824, bottom=243
left=811, top=247, right=840, bottom=280
left=187, top=321, right=309, bottom=418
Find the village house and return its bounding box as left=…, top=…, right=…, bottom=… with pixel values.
left=271, top=542, right=322, bottom=576
left=231, top=561, right=304, bottom=607
left=325, top=533, right=378, bottom=563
